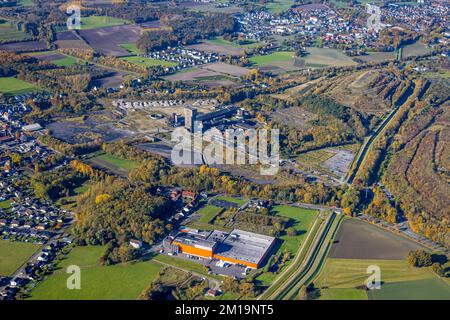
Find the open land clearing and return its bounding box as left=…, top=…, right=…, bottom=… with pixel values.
left=316, top=258, right=450, bottom=300
left=329, top=219, right=426, bottom=260
left=78, top=24, right=142, bottom=56
left=256, top=206, right=319, bottom=287
left=0, top=40, right=47, bottom=52
left=27, top=51, right=78, bottom=67
left=301, top=47, right=357, bottom=68
left=0, top=240, right=41, bottom=276
left=86, top=153, right=140, bottom=177
left=79, top=16, right=131, bottom=30
left=0, top=77, right=39, bottom=95
left=47, top=112, right=131, bottom=144
left=28, top=246, right=162, bottom=300
left=188, top=42, right=245, bottom=56
left=200, top=62, right=251, bottom=77
left=163, top=68, right=238, bottom=87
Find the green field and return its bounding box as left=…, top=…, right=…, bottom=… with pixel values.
left=266, top=0, right=295, bottom=14
left=250, top=51, right=295, bottom=66
left=315, top=258, right=450, bottom=300
left=153, top=254, right=222, bottom=280
left=120, top=43, right=142, bottom=55
left=0, top=77, right=39, bottom=95
left=319, top=288, right=368, bottom=300
left=256, top=206, right=319, bottom=286
left=52, top=56, right=78, bottom=67
left=80, top=16, right=130, bottom=30
left=0, top=199, right=12, bottom=210
left=29, top=246, right=162, bottom=300
left=120, top=56, right=178, bottom=68
left=214, top=196, right=246, bottom=206
left=0, top=240, right=40, bottom=276
left=317, top=258, right=433, bottom=289
left=95, top=154, right=140, bottom=171
left=197, top=205, right=223, bottom=224
left=368, top=278, right=450, bottom=300
left=273, top=205, right=319, bottom=255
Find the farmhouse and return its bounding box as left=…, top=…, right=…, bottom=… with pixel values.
left=169, top=228, right=275, bottom=269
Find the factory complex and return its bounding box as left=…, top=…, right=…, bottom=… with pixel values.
left=167, top=227, right=276, bottom=269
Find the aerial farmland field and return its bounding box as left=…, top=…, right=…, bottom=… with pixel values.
left=0, top=77, right=39, bottom=95
left=0, top=240, right=40, bottom=276
left=28, top=246, right=162, bottom=300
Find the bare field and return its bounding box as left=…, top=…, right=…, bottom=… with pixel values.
left=187, top=42, right=245, bottom=56
left=56, top=40, right=92, bottom=50
left=271, top=107, right=316, bottom=128
left=79, top=24, right=143, bottom=56
left=0, top=40, right=47, bottom=52
left=329, top=219, right=426, bottom=260
left=163, top=68, right=221, bottom=81
left=201, top=62, right=251, bottom=77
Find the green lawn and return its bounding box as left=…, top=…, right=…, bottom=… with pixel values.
left=0, top=77, right=39, bottom=95
left=52, top=56, right=78, bottom=67
left=120, top=43, right=142, bottom=55
left=250, top=51, right=295, bottom=66
left=256, top=206, right=319, bottom=286
left=0, top=199, right=12, bottom=210
left=319, top=288, right=368, bottom=300
left=80, top=16, right=130, bottom=30
left=95, top=154, right=140, bottom=171
left=317, top=258, right=433, bottom=289
left=214, top=196, right=246, bottom=206
left=368, top=278, right=450, bottom=300
left=273, top=205, right=319, bottom=255
left=0, top=240, right=40, bottom=276
left=266, top=0, right=294, bottom=14
left=120, top=56, right=178, bottom=68
left=29, top=246, right=162, bottom=300
left=153, top=254, right=222, bottom=280
left=197, top=205, right=223, bottom=224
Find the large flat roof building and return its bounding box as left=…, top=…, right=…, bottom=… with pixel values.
left=171, top=228, right=275, bottom=269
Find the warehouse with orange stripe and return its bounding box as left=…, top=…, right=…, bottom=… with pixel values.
left=170, top=228, right=275, bottom=269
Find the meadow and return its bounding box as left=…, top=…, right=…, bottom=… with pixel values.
left=120, top=43, right=142, bottom=55
left=29, top=246, right=162, bottom=300
left=80, top=16, right=130, bottom=30
left=266, top=0, right=295, bottom=14
left=316, top=258, right=450, bottom=300
left=0, top=240, right=40, bottom=276
left=302, top=47, right=357, bottom=68
left=0, top=77, right=38, bottom=95
left=250, top=51, right=295, bottom=66
left=196, top=205, right=224, bottom=224
left=256, top=206, right=319, bottom=286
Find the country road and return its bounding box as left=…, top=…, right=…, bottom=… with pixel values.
left=259, top=211, right=342, bottom=300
